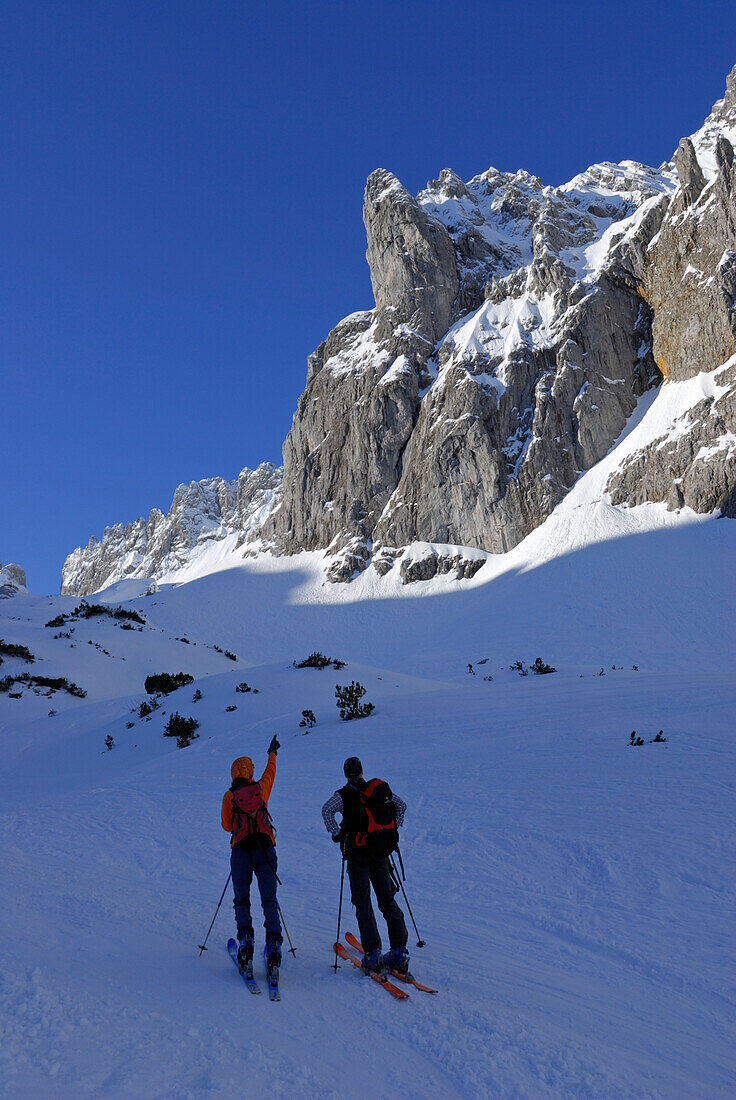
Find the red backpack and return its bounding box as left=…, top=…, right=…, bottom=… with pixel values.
left=230, top=782, right=274, bottom=847
left=354, top=778, right=398, bottom=858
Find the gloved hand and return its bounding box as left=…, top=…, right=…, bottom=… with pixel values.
left=267, top=735, right=280, bottom=755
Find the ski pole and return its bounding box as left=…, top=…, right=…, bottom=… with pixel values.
left=333, top=852, right=346, bottom=972
left=198, top=871, right=232, bottom=956
left=278, top=903, right=297, bottom=957
left=390, top=853, right=426, bottom=948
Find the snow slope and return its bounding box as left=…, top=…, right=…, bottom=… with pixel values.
left=1, top=476, right=734, bottom=1098
left=2, top=380, right=735, bottom=1097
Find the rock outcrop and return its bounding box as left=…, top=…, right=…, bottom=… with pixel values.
left=605, top=65, right=736, bottom=516
left=0, top=563, right=27, bottom=598
left=61, top=464, right=282, bottom=596
left=62, top=66, right=736, bottom=591
left=262, top=155, right=674, bottom=575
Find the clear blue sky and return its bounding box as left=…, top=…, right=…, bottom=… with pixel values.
left=2, top=0, right=734, bottom=593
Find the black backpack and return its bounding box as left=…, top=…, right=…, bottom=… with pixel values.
left=353, top=778, right=398, bottom=858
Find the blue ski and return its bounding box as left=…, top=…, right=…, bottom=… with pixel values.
left=227, top=938, right=261, bottom=995
left=264, top=947, right=281, bottom=1002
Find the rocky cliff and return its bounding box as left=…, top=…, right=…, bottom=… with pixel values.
left=259, top=67, right=736, bottom=581
left=0, top=563, right=27, bottom=599
left=62, top=68, right=736, bottom=594
left=61, top=464, right=282, bottom=596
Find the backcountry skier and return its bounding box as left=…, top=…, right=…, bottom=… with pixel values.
left=321, top=756, right=409, bottom=974
left=221, top=736, right=283, bottom=976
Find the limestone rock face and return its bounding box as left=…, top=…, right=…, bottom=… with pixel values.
left=260, top=67, right=736, bottom=580
left=606, top=360, right=736, bottom=516
left=364, top=170, right=460, bottom=344
left=643, top=69, right=736, bottom=383
left=61, top=463, right=282, bottom=596
left=264, top=154, right=673, bottom=575
left=604, top=65, right=736, bottom=520
left=0, top=563, right=27, bottom=598
left=60, top=67, right=736, bottom=589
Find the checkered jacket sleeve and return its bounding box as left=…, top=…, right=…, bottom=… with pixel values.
left=321, top=791, right=343, bottom=835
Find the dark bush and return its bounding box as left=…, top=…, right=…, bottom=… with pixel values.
left=0, top=673, right=86, bottom=698
left=46, top=615, right=66, bottom=628
left=235, top=682, right=251, bottom=693
left=105, top=735, right=114, bottom=751
left=225, top=705, right=237, bottom=712
left=192, top=688, right=202, bottom=702
left=0, top=640, right=35, bottom=664
left=335, top=681, right=374, bottom=721
left=532, top=657, right=556, bottom=675
left=294, top=651, right=346, bottom=670
left=224, top=650, right=238, bottom=661
left=299, top=708, right=316, bottom=728
left=144, top=671, right=194, bottom=695
left=164, top=712, right=200, bottom=747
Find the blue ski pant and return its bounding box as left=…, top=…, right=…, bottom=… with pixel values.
left=347, top=853, right=407, bottom=952
left=231, top=842, right=282, bottom=942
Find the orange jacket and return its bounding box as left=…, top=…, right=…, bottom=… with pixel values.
left=221, top=753, right=277, bottom=845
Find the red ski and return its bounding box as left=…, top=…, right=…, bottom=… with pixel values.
left=345, top=933, right=438, bottom=994
left=333, top=943, right=409, bottom=1000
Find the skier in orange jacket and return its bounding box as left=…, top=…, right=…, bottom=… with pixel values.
left=221, top=735, right=281, bottom=970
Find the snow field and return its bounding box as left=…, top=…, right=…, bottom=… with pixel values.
left=1, top=522, right=734, bottom=1097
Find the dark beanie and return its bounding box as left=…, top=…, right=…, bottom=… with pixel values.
left=343, top=756, right=363, bottom=779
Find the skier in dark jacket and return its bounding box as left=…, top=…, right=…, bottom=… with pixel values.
left=321, top=756, right=409, bottom=974
left=221, top=735, right=282, bottom=973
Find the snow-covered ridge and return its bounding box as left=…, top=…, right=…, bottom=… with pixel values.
left=61, top=463, right=282, bottom=597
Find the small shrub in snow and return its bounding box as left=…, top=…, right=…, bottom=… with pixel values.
left=105, top=735, right=114, bottom=751
left=0, top=673, right=86, bottom=698
left=0, top=640, right=35, bottom=664
left=164, top=712, right=199, bottom=745
left=226, top=705, right=237, bottom=712
left=299, top=708, right=316, bottom=728
left=46, top=615, right=66, bottom=628
left=48, top=709, right=56, bottom=717
left=531, top=657, right=556, bottom=675
left=294, top=651, right=346, bottom=670
left=235, top=682, right=251, bottom=693
left=144, top=671, right=193, bottom=695
left=224, top=650, right=238, bottom=662
left=73, top=602, right=146, bottom=625
left=192, top=688, right=202, bottom=702
left=126, top=720, right=134, bottom=728
left=629, top=731, right=645, bottom=746
left=335, top=681, right=374, bottom=721
left=652, top=730, right=667, bottom=742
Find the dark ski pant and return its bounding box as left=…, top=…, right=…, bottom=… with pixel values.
left=230, top=841, right=282, bottom=941
left=346, top=853, right=407, bottom=952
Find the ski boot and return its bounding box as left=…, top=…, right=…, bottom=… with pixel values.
left=382, top=946, right=411, bottom=976
left=361, top=947, right=383, bottom=974
left=264, top=934, right=282, bottom=976
left=236, top=929, right=254, bottom=972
